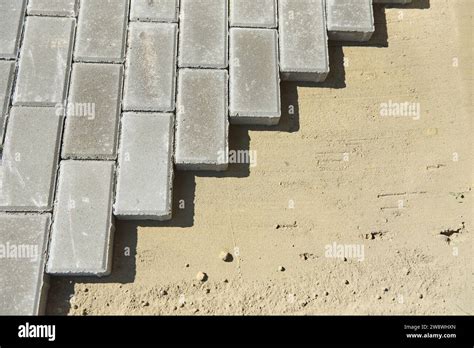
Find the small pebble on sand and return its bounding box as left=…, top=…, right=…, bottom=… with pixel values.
left=219, top=251, right=232, bottom=262
left=196, top=271, right=208, bottom=282
left=278, top=266, right=285, bottom=272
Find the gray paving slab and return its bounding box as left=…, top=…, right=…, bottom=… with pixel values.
left=178, top=0, right=228, bottom=68
left=229, top=28, right=280, bottom=125
left=13, top=16, right=75, bottom=107
left=326, top=0, right=375, bottom=42
left=62, top=63, right=123, bottom=160
left=230, top=0, right=277, bottom=28
left=114, top=113, right=174, bottom=220
left=46, top=161, right=115, bottom=276
left=0, top=107, right=63, bottom=212
left=279, top=0, right=329, bottom=82
left=0, top=0, right=26, bottom=59
left=123, top=22, right=178, bottom=112
left=130, top=0, right=179, bottom=22
left=74, top=0, right=129, bottom=63
left=0, top=213, right=51, bottom=315
left=28, top=0, right=78, bottom=17
left=0, top=61, right=15, bottom=145
left=176, top=69, right=228, bottom=170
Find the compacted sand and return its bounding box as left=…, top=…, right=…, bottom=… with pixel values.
left=47, top=0, right=472, bottom=315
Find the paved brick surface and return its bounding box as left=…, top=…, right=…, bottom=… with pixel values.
left=62, top=63, right=124, bottom=160
left=0, top=61, right=15, bottom=145
left=326, top=0, right=375, bottom=42
left=0, top=0, right=26, bottom=59
left=13, top=16, right=75, bottom=106
left=176, top=69, right=228, bottom=170
left=0, top=107, right=62, bottom=212
left=0, top=213, right=51, bottom=315
left=123, top=22, right=178, bottom=112
left=130, top=0, right=179, bottom=22
left=46, top=161, right=115, bottom=276
left=230, top=0, right=277, bottom=28
left=114, top=113, right=174, bottom=220
left=28, top=0, right=78, bottom=17
left=178, top=0, right=228, bottom=68
left=0, top=0, right=418, bottom=311
left=74, top=0, right=129, bottom=63
left=279, top=0, right=329, bottom=82
left=229, top=28, right=280, bottom=125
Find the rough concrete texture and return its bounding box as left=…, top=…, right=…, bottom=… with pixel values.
left=0, top=107, right=62, bottom=212
left=230, top=0, right=277, bottom=28
left=114, top=113, right=174, bottom=220
left=0, top=213, right=51, bottom=315
left=27, top=0, right=78, bottom=17
left=130, top=0, right=179, bottom=22
left=46, top=161, right=115, bottom=276
left=176, top=69, right=228, bottom=170
left=62, top=63, right=124, bottom=160
left=279, top=0, right=329, bottom=82
left=0, top=61, right=15, bottom=145
left=123, top=22, right=178, bottom=112
left=13, top=16, right=75, bottom=106
left=0, top=0, right=26, bottom=59
left=229, top=28, right=280, bottom=125
left=74, top=0, right=129, bottom=63
left=326, top=0, right=375, bottom=42
left=178, top=0, right=228, bottom=68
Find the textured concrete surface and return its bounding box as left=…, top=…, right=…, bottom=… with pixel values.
left=176, top=69, right=228, bottom=170
left=62, top=63, right=124, bottom=160
left=0, top=107, right=62, bottom=212
left=46, top=161, right=115, bottom=276
left=74, top=0, right=129, bottom=63
left=27, top=0, right=78, bottom=17
left=123, top=22, right=177, bottom=112
left=0, top=213, right=51, bottom=315
left=0, top=0, right=26, bottom=59
left=326, top=0, right=375, bottom=42
left=114, top=113, right=174, bottom=220
left=13, top=16, right=75, bottom=106
left=279, top=0, right=329, bottom=82
left=229, top=28, right=280, bottom=125
left=130, top=0, right=179, bottom=22
left=0, top=61, right=15, bottom=145
left=230, top=0, right=277, bottom=28
left=178, top=0, right=228, bottom=68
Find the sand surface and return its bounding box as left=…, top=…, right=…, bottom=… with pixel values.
left=47, top=0, right=472, bottom=315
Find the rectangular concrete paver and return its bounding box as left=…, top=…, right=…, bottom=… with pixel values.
left=178, top=0, right=228, bottom=68
left=28, top=0, right=78, bottom=17
left=74, top=0, right=129, bottom=63
left=13, top=16, right=75, bottom=107
left=230, top=0, right=277, bottom=28
left=114, top=113, right=174, bottom=220
left=62, top=63, right=124, bottom=160
left=326, top=0, right=375, bottom=42
left=0, top=213, right=51, bottom=315
left=176, top=69, right=228, bottom=170
left=46, top=161, right=115, bottom=276
left=130, top=0, right=179, bottom=22
left=0, top=107, right=63, bottom=212
left=123, top=22, right=178, bottom=112
left=0, top=61, right=15, bottom=145
left=0, top=0, right=26, bottom=59
left=229, top=28, right=280, bottom=125
left=279, top=0, right=329, bottom=82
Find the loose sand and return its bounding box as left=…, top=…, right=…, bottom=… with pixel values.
left=47, top=0, right=472, bottom=315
